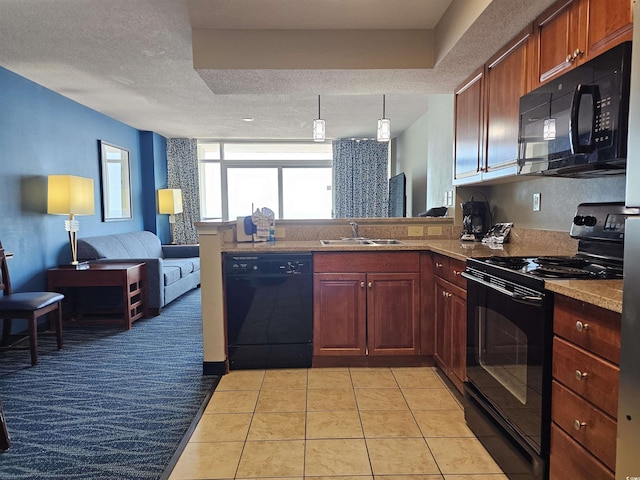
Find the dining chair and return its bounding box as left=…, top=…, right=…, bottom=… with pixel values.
left=0, top=243, right=64, bottom=365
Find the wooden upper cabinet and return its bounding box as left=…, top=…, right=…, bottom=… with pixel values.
left=484, top=26, right=533, bottom=175
left=532, top=0, right=633, bottom=87
left=533, top=0, right=582, bottom=85
left=454, top=68, right=484, bottom=183
left=586, top=0, right=633, bottom=58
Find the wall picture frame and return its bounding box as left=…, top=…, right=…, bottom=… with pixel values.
left=98, top=140, right=132, bottom=221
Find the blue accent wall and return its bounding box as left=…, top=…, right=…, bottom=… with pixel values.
left=0, top=66, right=168, bottom=295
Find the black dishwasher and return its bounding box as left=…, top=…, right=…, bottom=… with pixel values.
left=223, top=253, right=313, bottom=369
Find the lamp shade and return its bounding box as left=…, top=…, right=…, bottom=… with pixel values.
left=158, top=189, right=183, bottom=215
left=47, top=175, right=95, bottom=215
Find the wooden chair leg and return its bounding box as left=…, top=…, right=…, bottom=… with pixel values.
left=0, top=400, right=10, bottom=451
left=28, top=316, right=38, bottom=366
left=1, top=317, right=11, bottom=346
left=54, top=303, right=63, bottom=350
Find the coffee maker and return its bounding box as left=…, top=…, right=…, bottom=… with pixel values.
left=460, top=199, right=490, bottom=241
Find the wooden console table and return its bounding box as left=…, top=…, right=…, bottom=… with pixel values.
left=47, top=262, right=148, bottom=330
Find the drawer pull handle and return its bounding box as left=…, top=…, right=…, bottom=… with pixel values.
left=368, top=281, right=372, bottom=289
left=573, top=419, right=587, bottom=431
left=453, top=270, right=461, bottom=276
left=575, top=321, right=589, bottom=332
left=360, top=282, right=365, bottom=288
left=575, top=370, right=588, bottom=381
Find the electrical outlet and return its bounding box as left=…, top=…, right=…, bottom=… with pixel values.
left=408, top=226, right=424, bottom=237
left=533, top=193, right=541, bottom=212
left=447, top=190, right=454, bottom=207
left=443, top=192, right=448, bottom=206
left=427, top=226, right=443, bottom=236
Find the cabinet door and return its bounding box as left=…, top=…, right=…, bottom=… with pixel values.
left=313, top=273, right=366, bottom=356
left=585, top=0, right=632, bottom=59
left=449, top=285, right=467, bottom=393
left=484, top=27, right=532, bottom=177
left=434, top=277, right=451, bottom=371
left=367, top=273, right=420, bottom=356
left=533, top=0, right=583, bottom=86
left=454, top=68, right=484, bottom=183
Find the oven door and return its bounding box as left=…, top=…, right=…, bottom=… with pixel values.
left=464, top=273, right=553, bottom=455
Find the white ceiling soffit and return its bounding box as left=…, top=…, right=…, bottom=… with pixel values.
left=0, top=0, right=557, bottom=140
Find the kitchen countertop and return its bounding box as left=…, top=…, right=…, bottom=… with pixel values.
left=222, top=238, right=623, bottom=313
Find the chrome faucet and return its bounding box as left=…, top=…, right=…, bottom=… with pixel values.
left=349, top=221, right=359, bottom=238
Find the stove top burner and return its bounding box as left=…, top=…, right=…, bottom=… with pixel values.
left=485, top=256, right=530, bottom=269
left=529, top=265, right=594, bottom=279
left=533, top=256, right=588, bottom=268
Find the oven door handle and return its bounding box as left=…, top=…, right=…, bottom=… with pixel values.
left=461, top=271, right=545, bottom=306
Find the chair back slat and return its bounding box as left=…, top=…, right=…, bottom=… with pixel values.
left=0, top=244, right=11, bottom=295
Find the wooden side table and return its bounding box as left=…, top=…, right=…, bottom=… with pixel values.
left=47, top=262, right=148, bottom=330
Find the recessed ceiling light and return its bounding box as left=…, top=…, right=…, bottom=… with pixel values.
left=242, top=117, right=254, bottom=122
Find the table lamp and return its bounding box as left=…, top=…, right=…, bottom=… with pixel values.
left=47, top=175, right=95, bottom=269
left=158, top=188, right=183, bottom=244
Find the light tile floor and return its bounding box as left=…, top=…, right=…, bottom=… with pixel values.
left=168, top=367, right=508, bottom=480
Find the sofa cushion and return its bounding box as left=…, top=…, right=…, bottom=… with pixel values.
left=78, top=231, right=164, bottom=261
left=163, top=266, right=182, bottom=286
left=164, top=258, right=195, bottom=277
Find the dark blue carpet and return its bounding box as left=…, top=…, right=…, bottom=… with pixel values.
left=0, top=289, right=218, bottom=479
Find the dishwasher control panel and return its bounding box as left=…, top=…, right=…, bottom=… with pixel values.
left=224, top=253, right=312, bottom=275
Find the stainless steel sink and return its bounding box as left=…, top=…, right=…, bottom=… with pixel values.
left=319, top=238, right=404, bottom=246
left=370, top=239, right=405, bottom=245
left=320, top=239, right=374, bottom=246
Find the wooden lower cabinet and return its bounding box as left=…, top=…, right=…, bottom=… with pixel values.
left=313, top=252, right=421, bottom=360
left=549, top=294, right=620, bottom=479
left=433, top=254, right=467, bottom=393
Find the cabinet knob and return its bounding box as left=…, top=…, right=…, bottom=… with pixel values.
left=453, top=270, right=461, bottom=276
left=573, top=48, right=584, bottom=59
left=435, top=262, right=443, bottom=268
left=575, top=321, right=589, bottom=332
left=360, top=281, right=365, bottom=288
left=573, top=419, right=587, bottom=431
left=575, top=370, right=588, bottom=381
left=368, top=281, right=372, bottom=288
left=566, top=53, right=573, bottom=63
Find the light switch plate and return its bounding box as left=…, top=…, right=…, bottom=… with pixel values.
left=533, top=193, right=541, bottom=212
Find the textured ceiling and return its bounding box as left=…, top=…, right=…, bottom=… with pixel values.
left=0, top=0, right=557, bottom=140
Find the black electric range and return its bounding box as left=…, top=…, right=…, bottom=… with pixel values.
left=466, top=202, right=639, bottom=288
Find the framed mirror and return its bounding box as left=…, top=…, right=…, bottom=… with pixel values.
left=99, top=140, right=132, bottom=221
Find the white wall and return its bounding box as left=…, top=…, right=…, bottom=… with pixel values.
left=394, top=94, right=454, bottom=217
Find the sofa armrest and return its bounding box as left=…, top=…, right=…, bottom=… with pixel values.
left=91, top=257, right=164, bottom=310
left=162, top=244, right=200, bottom=258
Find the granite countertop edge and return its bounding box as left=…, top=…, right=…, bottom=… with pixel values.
left=221, top=239, right=622, bottom=313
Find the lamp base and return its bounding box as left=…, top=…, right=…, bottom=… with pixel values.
left=58, top=261, right=90, bottom=270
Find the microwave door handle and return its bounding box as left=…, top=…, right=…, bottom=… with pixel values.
left=570, top=84, right=598, bottom=154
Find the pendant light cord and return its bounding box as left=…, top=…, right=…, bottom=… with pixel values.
left=318, top=95, right=321, bottom=119
left=382, top=94, right=386, bottom=118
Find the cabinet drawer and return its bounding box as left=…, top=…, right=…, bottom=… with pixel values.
left=314, top=252, right=420, bottom=273
left=549, top=423, right=613, bottom=480
left=553, top=295, right=620, bottom=364
left=553, top=336, right=619, bottom=417
left=552, top=381, right=617, bottom=471
left=433, top=254, right=466, bottom=289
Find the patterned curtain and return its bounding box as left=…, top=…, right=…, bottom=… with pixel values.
left=166, top=138, right=200, bottom=244
left=332, top=139, right=388, bottom=218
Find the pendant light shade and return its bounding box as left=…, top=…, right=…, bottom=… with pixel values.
left=377, top=95, right=391, bottom=142
left=313, top=95, right=325, bottom=142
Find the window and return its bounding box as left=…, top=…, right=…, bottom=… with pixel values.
left=198, top=142, right=332, bottom=220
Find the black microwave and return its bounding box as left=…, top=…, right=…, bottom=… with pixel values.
left=518, top=41, right=632, bottom=177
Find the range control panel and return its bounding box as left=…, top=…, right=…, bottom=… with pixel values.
left=570, top=202, right=640, bottom=241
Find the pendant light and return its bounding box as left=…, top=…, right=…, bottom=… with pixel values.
left=377, top=94, right=391, bottom=142
left=313, top=95, right=326, bottom=142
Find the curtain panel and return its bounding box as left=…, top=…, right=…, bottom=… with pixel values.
left=166, top=138, right=200, bottom=244
left=332, top=139, right=388, bottom=218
